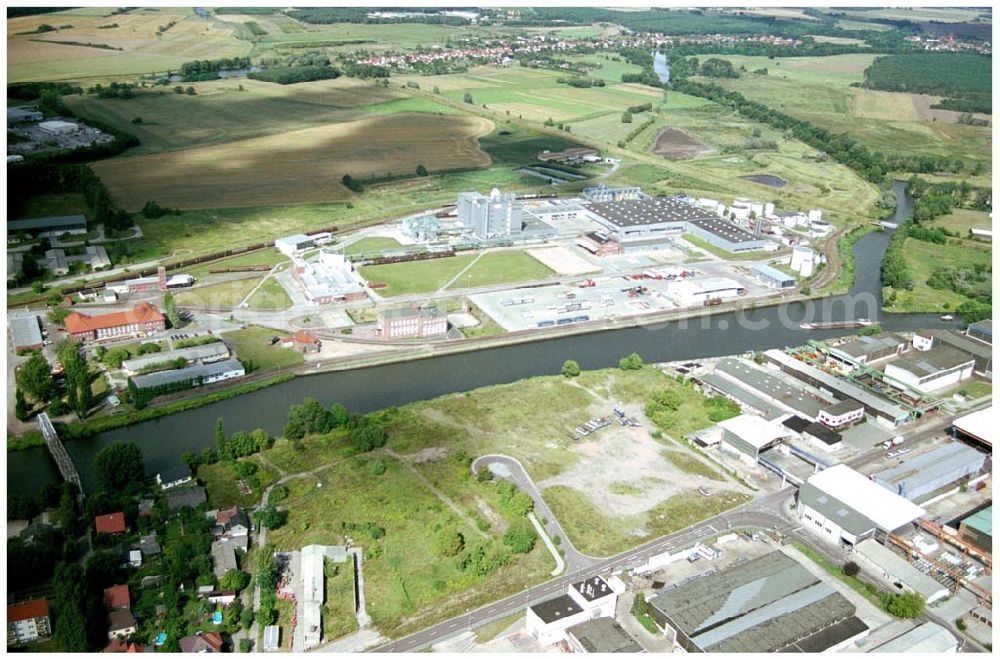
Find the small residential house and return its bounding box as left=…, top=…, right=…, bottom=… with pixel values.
left=104, top=585, right=136, bottom=640
left=280, top=329, right=321, bottom=354
left=212, top=506, right=251, bottom=539
left=95, top=512, right=126, bottom=535
left=179, top=631, right=225, bottom=653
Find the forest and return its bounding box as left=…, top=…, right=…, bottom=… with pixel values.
left=288, top=7, right=469, bottom=25
left=247, top=65, right=341, bottom=85
left=860, top=53, right=991, bottom=113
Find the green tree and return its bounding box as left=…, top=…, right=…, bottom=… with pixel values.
left=880, top=592, right=924, bottom=618
left=93, top=442, right=145, bottom=494
left=416, top=164, right=429, bottom=177
left=463, top=92, right=473, bottom=104
left=621, top=111, right=633, bottom=123
left=254, top=504, right=287, bottom=530
left=561, top=359, right=581, bottom=378
left=329, top=402, right=348, bottom=428
left=15, top=388, right=29, bottom=421
left=219, top=569, right=251, bottom=592
left=18, top=352, right=54, bottom=401
left=619, top=352, right=644, bottom=370
left=433, top=529, right=465, bottom=557
left=503, top=520, right=537, bottom=554
left=162, top=291, right=181, bottom=327
left=371, top=459, right=387, bottom=476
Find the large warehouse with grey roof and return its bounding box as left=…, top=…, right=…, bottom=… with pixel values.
left=646, top=551, right=868, bottom=653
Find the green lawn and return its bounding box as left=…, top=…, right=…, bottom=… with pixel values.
left=445, top=250, right=555, bottom=290
left=343, top=236, right=404, bottom=256
left=173, top=276, right=261, bottom=308
left=245, top=278, right=292, bottom=311
left=359, top=254, right=476, bottom=297
left=225, top=326, right=304, bottom=371
left=199, top=456, right=281, bottom=510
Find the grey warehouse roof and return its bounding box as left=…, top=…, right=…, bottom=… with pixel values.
left=689, top=216, right=761, bottom=244
left=699, top=372, right=786, bottom=420
left=381, top=306, right=444, bottom=320
left=875, top=442, right=985, bottom=499
left=648, top=551, right=856, bottom=653
left=583, top=196, right=715, bottom=228
left=822, top=399, right=864, bottom=416
left=888, top=345, right=975, bottom=377
left=121, top=342, right=229, bottom=373
left=715, top=358, right=832, bottom=419
left=9, top=315, right=43, bottom=348
left=828, top=333, right=906, bottom=359
left=567, top=617, right=644, bottom=653
left=777, top=616, right=868, bottom=652
left=130, top=358, right=243, bottom=389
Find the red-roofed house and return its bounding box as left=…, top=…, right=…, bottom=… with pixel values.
left=95, top=512, right=126, bottom=534
left=63, top=302, right=165, bottom=343
left=280, top=329, right=321, bottom=354
left=7, top=599, right=51, bottom=644
left=104, top=585, right=131, bottom=610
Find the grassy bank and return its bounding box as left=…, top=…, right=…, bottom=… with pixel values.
left=57, top=373, right=295, bottom=441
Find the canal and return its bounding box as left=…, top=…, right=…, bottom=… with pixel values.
left=11, top=183, right=943, bottom=496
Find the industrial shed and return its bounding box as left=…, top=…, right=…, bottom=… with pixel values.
left=854, top=540, right=950, bottom=604
left=751, top=263, right=795, bottom=289
left=883, top=345, right=975, bottom=395
left=717, top=414, right=791, bottom=465
left=646, top=552, right=866, bottom=653
left=798, top=465, right=925, bottom=547
left=875, top=442, right=986, bottom=502
left=951, top=407, right=993, bottom=449
left=871, top=622, right=957, bottom=653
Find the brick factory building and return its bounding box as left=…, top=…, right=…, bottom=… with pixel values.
left=63, top=302, right=165, bottom=343
left=377, top=306, right=448, bottom=339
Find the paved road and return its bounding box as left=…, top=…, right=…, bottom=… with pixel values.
left=377, top=488, right=797, bottom=652
left=471, top=454, right=597, bottom=572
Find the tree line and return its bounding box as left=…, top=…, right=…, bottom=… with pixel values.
left=247, top=64, right=340, bottom=85
left=288, top=7, right=470, bottom=26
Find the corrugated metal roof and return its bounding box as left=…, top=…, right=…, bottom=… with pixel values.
left=964, top=506, right=992, bottom=536
left=875, top=443, right=985, bottom=499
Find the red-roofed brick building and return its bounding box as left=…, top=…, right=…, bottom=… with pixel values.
left=104, top=584, right=131, bottom=610
left=280, top=329, right=321, bottom=354
left=64, top=302, right=165, bottom=343
left=95, top=512, right=126, bottom=534
left=7, top=599, right=51, bottom=645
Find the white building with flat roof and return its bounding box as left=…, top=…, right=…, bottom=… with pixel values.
left=717, top=414, right=792, bottom=465
left=39, top=120, right=78, bottom=135
left=797, top=464, right=925, bottom=547
left=667, top=277, right=746, bottom=307
left=275, top=234, right=315, bottom=257
left=292, top=252, right=367, bottom=304
left=871, top=622, right=957, bottom=653
left=526, top=576, right=622, bottom=646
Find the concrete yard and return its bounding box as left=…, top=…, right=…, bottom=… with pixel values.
left=538, top=422, right=750, bottom=519
left=469, top=260, right=771, bottom=332
left=525, top=245, right=601, bottom=276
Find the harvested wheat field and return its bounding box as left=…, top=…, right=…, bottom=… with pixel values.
left=651, top=126, right=713, bottom=158
left=95, top=113, right=495, bottom=210
left=7, top=9, right=248, bottom=82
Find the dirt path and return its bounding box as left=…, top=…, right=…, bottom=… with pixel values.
left=384, top=448, right=489, bottom=539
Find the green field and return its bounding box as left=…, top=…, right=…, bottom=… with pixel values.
left=225, top=326, right=304, bottom=371
left=698, top=55, right=992, bottom=180
left=343, top=236, right=404, bottom=255
left=173, top=276, right=261, bottom=308
left=928, top=209, right=992, bottom=236
left=445, top=250, right=554, bottom=290
left=883, top=239, right=992, bottom=313
left=359, top=254, right=476, bottom=297
left=245, top=277, right=292, bottom=311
